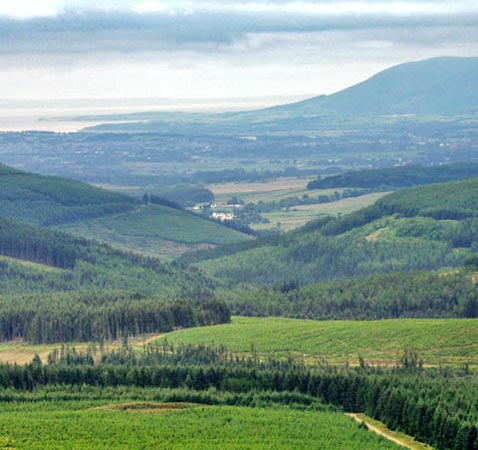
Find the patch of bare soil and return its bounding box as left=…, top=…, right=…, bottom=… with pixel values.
left=93, top=402, right=199, bottom=414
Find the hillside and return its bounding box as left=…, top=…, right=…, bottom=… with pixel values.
left=189, top=178, right=478, bottom=285
left=155, top=316, right=478, bottom=367
left=273, top=56, right=478, bottom=117
left=59, top=204, right=251, bottom=259
left=0, top=216, right=213, bottom=296
left=0, top=216, right=230, bottom=343
left=0, top=165, right=251, bottom=258
left=307, top=163, right=478, bottom=190
left=82, top=57, right=478, bottom=134
left=0, top=164, right=136, bottom=226
left=222, top=269, right=478, bottom=320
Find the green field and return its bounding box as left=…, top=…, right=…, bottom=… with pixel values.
left=209, top=177, right=327, bottom=204
left=0, top=402, right=401, bottom=449
left=253, top=192, right=391, bottom=231
left=208, top=178, right=388, bottom=231
left=59, top=204, right=251, bottom=259
left=156, top=316, right=478, bottom=366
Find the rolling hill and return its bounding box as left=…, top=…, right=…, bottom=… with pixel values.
left=155, top=316, right=478, bottom=367
left=59, top=203, right=251, bottom=260
left=307, top=163, right=478, bottom=190
left=0, top=216, right=229, bottom=343
left=187, top=178, right=478, bottom=285
left=0, top=216, right=212, bottom=296
left=0, top=164, right=136, bottom=226
left=0, top=165, right=251, bottom=258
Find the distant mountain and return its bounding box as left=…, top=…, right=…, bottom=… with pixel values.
left=267, top=57, right=478, bottom=117
left=83, top=57, right=478, bottom=133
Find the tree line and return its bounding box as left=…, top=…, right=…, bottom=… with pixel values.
left=307, top=163, right=478, bottom=190
left=0, top=292, right=230, bottom=344
left=0, top=344, right=476, bottom=450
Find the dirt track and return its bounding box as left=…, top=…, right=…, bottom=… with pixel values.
left=346, top=413, right=415, bottom=449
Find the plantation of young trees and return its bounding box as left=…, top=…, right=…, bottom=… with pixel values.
left=0, top=344, right=476, bottom=450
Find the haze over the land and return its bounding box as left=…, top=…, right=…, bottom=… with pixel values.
left=0, top=0, right=477, bottom=112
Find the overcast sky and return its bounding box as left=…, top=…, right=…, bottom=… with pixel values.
left=0, top=0, right=477, bottom=103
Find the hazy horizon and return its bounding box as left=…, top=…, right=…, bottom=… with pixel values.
left=0, top=94, right=314, bottom=132
left=0, top=0, right=477, bottom=105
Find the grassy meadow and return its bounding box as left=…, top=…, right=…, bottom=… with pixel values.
left=208, top=177, right=390, bottom=231
left=208, top=177, right=322, bottom=204
left=155, top=316, right=478, bottom=366
left=0, top=402, right=402, bottom=450
left=254, top=192, right=391, bottom=231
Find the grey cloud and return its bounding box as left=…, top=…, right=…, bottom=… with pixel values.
left=0, top=7, right=477, bottom=56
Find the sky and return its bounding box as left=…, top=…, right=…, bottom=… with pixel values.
left=0, top=0, right=477, bottom=104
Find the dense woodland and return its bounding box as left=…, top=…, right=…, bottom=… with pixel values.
left=0, top=345, right=475, bottom=450
left=0, top=292, right=229, bottom=344
left=0, top=165, right=136, bottom=226
left=186, top=179, right=478, bottom=286
left=226, top=269, right=478, bottom=319
left=193, top=218, right=461, bottom=285
left=308, top=162, right=478, bottom=189
left=0, top=216, right=228, bottom=342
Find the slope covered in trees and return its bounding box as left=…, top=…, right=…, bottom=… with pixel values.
left=0, top=216, right=213, bottom=296
left=307, top=163, right=478, bottom=190
left=0, top=216, right=232, bottom=343
left=224, top=269, right=478, bottom=320
left=0, top=165, right=136, bottom=226
left=0, top=164, right=250, bottom=257
left=189, top=179, right=478, bottom=285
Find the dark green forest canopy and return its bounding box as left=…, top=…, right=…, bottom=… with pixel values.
left=0, top=216, right=215, bottom=296
left=307, top=163, right=478, bottom=190
left=225, top=269, right=478, bottom=320
left=0, top=164, right=136, bottom=226
left=188, top=179, right=478, bottom=285
left=0, top=292, right=230, bottom=344
left=1, top=344, right=477, bottom=450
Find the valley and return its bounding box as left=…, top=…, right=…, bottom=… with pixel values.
left=2, top=56, right=478, bottom=449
